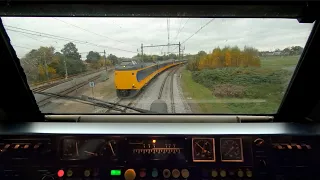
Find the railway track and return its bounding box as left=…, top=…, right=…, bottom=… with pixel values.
left=158, top=65, right=181, bottom=113
left=103, top=65, right=181, bottom=114
left=31, top=69, right=107, bottom=92
left=37, top=74, right=101, bottom=108
left=31, top=78, right=73, bottom=92
left=104, top=97, right=138, bottom=113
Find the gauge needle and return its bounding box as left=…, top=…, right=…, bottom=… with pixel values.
left=225, top=147, right=234, bottom=155
left=84, top=151, right=98, bottom=156
left=195, top=142, right=207, bottom=153
left=76, top=142, right=79, bottom=156
left=108, top=142, right=115, bottom=156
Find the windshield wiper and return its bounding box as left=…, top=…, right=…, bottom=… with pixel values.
left=33, top=91, right=155, bottom=113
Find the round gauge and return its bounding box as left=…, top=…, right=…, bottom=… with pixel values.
left=80, top=139, right=106, bottom=158
left=101, top=140, right=118, bottom=161
left=192, top=138, right=215, bottom=162
left=62, top=139, right=79, bottom=159
left=220, top=138, right=243, bottom=162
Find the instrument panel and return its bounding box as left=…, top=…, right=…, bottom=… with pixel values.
left=59, top=136, right=246, bottom=163
left=0, top=133, right=318, bottom=180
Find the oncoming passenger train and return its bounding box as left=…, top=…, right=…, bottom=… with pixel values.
left=114, top=59, right=185, bottom=98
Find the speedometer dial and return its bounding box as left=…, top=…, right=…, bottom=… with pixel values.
left=220, top=138, right=244, bottom=162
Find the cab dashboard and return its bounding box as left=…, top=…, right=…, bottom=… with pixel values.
left=0, top=122, right=319, bottom=180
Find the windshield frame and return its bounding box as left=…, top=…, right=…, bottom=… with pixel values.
left=0, top=2, right=318, bottom=123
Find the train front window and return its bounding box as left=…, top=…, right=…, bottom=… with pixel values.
left=2, top=17, right=314, bottom=114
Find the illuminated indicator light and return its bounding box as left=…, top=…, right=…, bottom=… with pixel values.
left=287, top=145, right=292, bottom=149
left=211, top=170, right=218, bottom=177
left=238, top=170, right=244, bottom=177
left=4, top=144, right=10, bottom=149
left=296, top=145, right=302, bottom=149
left=181, top=169, right=189, bottom=178
left=152, top=169, right=158, bottom=178
left=220, top=170, right=226, bottom=177
left=246, top=170, right=253, bottom=177
left=124, top=169, right=136, bottom=180
left=306, top=145, right=312, bottom=149
left=66, top=170, right=73, bottom=177
left=34, top=144, right=40, bottom=149
left=14, top=145, right=19, bottom=149
left=277, top=145, right=283, bottom=149
left=57, top=170, right=64, bottom=177
left=152, top=139, right=156, bottom=143
left=111, top=170, right=121, bottom=176
left=24, top=145, right=29, bottom=149
left=84, top=169, right=90, bottom=177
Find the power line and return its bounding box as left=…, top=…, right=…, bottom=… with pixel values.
left=173, top=18, right=184, bottom=40
left=52, top=17, right=135, bottom=48
left=175, top=18, right=190, bottom=40
left=167, top=18, right=170, bottom=54
left=4, top=25, right=136, bottom=53
left=181, top=18, right=214, bottom=44
left=14, top=31, right=64, bottom=50
left=172, top=18, right=214, bottom=51
left=13, top=45, right=32, bottom=50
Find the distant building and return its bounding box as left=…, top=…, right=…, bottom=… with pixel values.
left=261, top=50, right=283, bottom=56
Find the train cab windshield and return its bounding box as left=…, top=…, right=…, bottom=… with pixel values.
left=2, top=17, right=315, bottom=114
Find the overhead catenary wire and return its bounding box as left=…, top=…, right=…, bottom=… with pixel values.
left=52, top=17, right=136, bottom=48
left=173, top=18, right=185, bottom=41
left=4, top=25, right=137, bottom=53
left=12, top=45, right=32, bottom=50
left=172, top=18, right=214, bottom=51
left=12, top=31, right=65, bottom=50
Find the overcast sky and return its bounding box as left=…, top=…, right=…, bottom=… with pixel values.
left=1, top=17, right=315, bottom=59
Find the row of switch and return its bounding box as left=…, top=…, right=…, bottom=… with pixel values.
left=273, top=144, right=312, bottom=150
left=57, top=169, right=99, bottom=178
left=1, top=143, right=41, bottom=150
left=124, top=168, right=190, bottom=180
left=56, top=168, right=252, bottom=179
left=203, top=169, right=252, bottom=178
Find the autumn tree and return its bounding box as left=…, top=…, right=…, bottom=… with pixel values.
left=194, top=46, right=261, bottom=70
left=20, top=46, right=57, bottom=82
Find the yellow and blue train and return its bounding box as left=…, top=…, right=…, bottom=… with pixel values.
left=114, top=59, right=185, bottom=98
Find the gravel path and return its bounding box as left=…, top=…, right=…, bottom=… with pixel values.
left=174, top=67, right=193, bottom=113
left=132, top=66, right=192, bottom=113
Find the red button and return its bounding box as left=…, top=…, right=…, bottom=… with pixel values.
left=140, top=169, right=146, bottom=177
left=57, top=169, right=64, bottom=177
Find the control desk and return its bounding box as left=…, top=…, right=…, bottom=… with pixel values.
left=0, top=122, right=319, bottom=180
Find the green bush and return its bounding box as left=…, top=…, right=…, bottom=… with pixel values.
left=191, top=67, right=291, bottom=99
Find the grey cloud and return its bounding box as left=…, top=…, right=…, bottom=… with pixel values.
left=1, top=17, right=314, bottom=58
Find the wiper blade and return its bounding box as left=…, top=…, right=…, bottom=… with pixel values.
left=33, top=91, right=155, bottom=113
